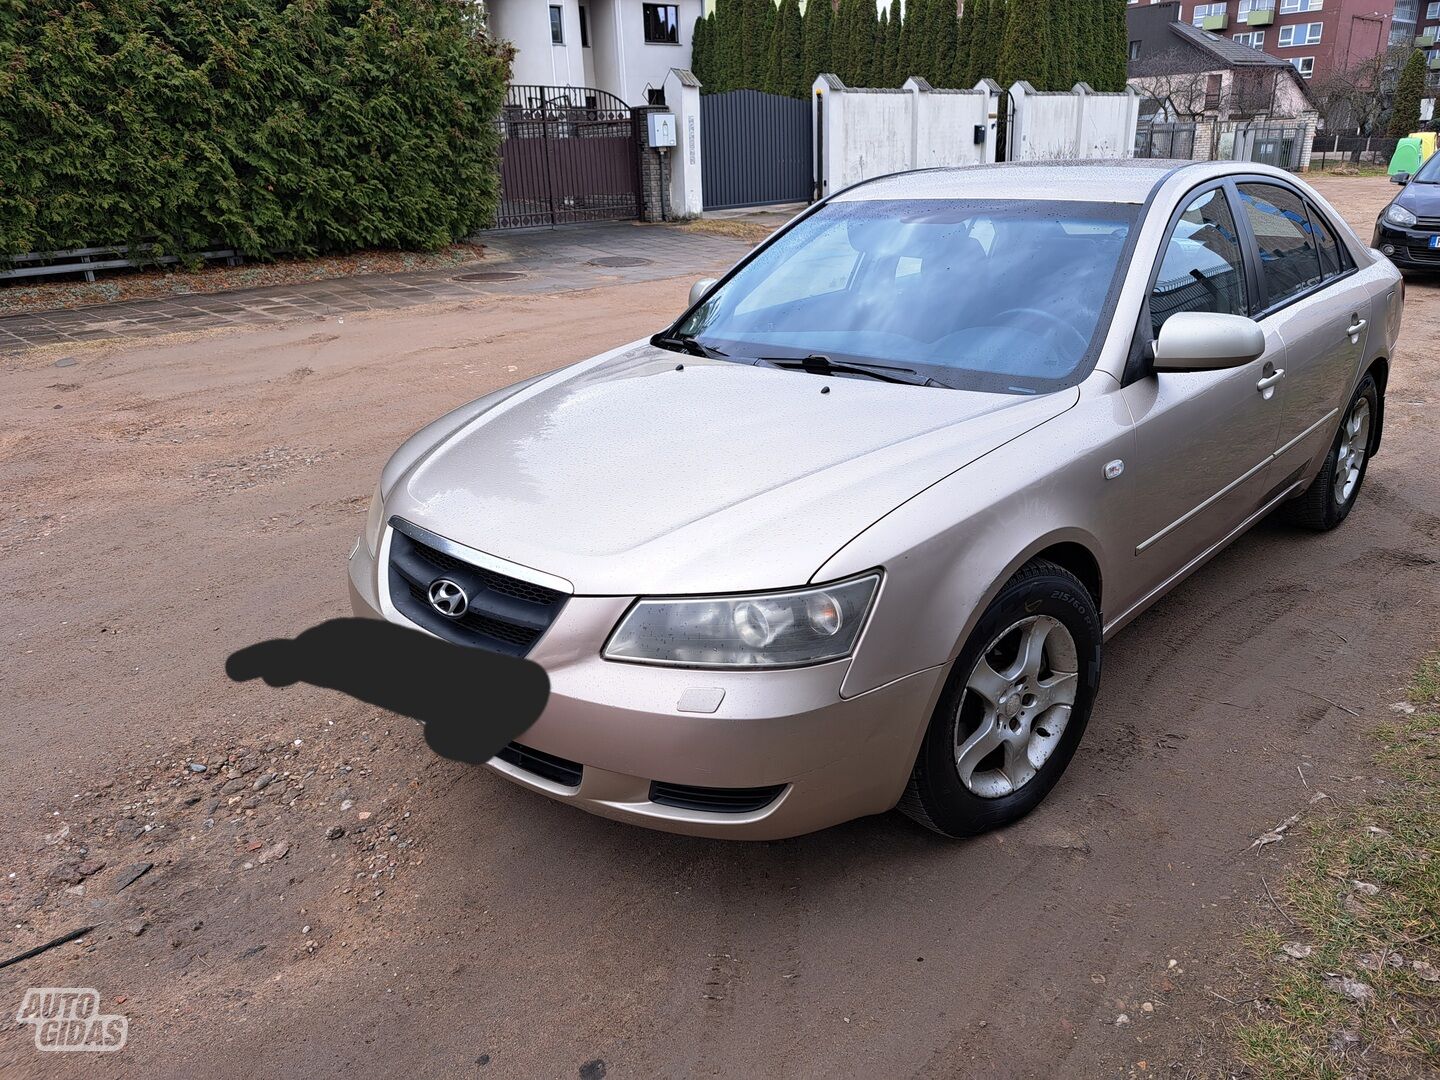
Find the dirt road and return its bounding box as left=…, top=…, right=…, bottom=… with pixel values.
left=1, top=179, right=1437, bottom=1079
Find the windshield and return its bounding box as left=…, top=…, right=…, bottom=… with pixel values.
left=673, top=198, right=1138, bottom=395
left=1415, top=150, right=1440, bottom=183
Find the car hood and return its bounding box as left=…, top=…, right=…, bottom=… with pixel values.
left=385, top=341, right=1077, bottom=594
left=1396, top=181, right=1440, bottom=217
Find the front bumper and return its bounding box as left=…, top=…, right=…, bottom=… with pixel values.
left=348, top=534, right=947, bottom=839
left=1372, top=221, right=1440, bottom=271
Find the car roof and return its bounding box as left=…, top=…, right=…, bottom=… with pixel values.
left=832, top=159, right=1203, bottom=205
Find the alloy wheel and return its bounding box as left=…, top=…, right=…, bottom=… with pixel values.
left=1333, top=396, right=1371, bottom=506
left=953, top=615, right=1080, bottom=799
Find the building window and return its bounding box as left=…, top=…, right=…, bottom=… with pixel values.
left=1191, top=3, right=1226, bottom=26
left=578, top=5, right=590, bottom=46
left=1129, top=38, right=1142, bottom=59
left=1292, top=56, right=1315, bottom=76
left=642, top=3, right=680, bottom=44
left=1430, top=1, right=1440, bottom=18
left=549, top=4, right=564, bottom=44
left=1205, top=71, right=1223, bottom=109
left=1239, top=0, right=1276, bottom=22
left=1278, top=0, right=1322, bottom=12
left=1234, top=30, right=1265, bottom=47
left=1278, top=22, right=1323, bottom=46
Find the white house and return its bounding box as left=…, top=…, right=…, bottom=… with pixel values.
left=485, top=0, right=703, bottom=106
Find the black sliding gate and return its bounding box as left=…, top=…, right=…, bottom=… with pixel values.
left=700, top=89, right=813, bottom=211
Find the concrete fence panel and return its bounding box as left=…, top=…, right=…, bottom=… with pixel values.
left=812, top=75, right=999, bottom=199
left=1008, top=82, right=1141, bottom=162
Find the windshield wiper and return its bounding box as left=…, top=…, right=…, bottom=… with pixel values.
left=653, top=333, right=729, bottom=359
left=757, top=354, right=947, bottom=388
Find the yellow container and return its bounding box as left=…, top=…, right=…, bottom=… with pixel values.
left=1411, top=131, right=1437, bottom=162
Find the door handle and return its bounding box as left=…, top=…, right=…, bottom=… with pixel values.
left=1256, top=368, right=1286, bottom=392
left=1347, top=318, right=1367, bottom=337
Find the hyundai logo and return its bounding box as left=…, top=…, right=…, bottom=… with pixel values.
left=427, top=578, right=468, bottom=619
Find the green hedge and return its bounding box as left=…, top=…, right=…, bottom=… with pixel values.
left=0, top=0, right=510, bottom=259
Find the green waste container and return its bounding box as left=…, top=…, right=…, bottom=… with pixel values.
left=1390, top=137, right=1423, bottom=177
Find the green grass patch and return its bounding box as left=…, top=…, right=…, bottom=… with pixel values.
left=1233, top=654, right=1440, bottom=1079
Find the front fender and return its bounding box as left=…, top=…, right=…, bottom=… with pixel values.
left=820, top=377, right=1134, bottom=699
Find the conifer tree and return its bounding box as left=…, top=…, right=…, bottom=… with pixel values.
left=885, top=0, right=903, bottom=85
left=1389, top=48, right=1427, bottom=138
left=801, top=0, right=833, bottom=88
left=714, top=0, right=741, bottom=91
left=972, top=0, right=1002, bottom=83
left=1030, top=0, right=1056, bottom=88
left=769, top=0, right=804, bottom=96
left=690, top=13, right=710, bottom=90
left=1105, top=0, right=1129, bottom=90
left=900, top=0, right=924, bottom=82
left=855, top=0, right=878, bottom=84
left=1051, top=0, right=1076, bottom=89
left=952, top=0, right=975, bottom=88
left=940, top=0, right=960, bottom=86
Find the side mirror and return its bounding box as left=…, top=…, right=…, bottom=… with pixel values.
left=689, top=278, right=718, bottom=308
left=1152, top=312, right=1266, bottom=372
left=1391, top=172, right=1411, bottom=185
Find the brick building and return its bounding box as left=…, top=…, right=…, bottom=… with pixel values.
left=1128, top=0, right=1435, bottom=84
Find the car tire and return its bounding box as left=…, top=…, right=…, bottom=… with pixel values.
left=1282, top=372, right=1379, bottom=532
left=898, top=558, right=1102, bottom=839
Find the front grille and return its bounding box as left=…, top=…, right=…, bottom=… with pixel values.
left=387, top=518, right=567, bottom=656
left=1413, top=215, right=1440, bottom=232
left=1405, top=243, right=1440, bottom=264
left=495, top=742, right=583, bottom=787
left=648, top=780, right=786, bottom=814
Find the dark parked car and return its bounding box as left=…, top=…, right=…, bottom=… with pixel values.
left=1374, top=151, right=1440, bottom=274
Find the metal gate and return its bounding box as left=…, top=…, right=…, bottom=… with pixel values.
left=1213, top=121, right=1305, bottom=170
left=1237, top=123, right=1304, bottom=169
left=1134, top=122, right=1197, bottom=160
left=493, top=85, right=639, bottom=229
left=701, top=90, right=813, bottom=211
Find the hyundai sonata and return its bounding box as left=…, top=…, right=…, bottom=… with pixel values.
left=349, top=160, right=1400, bottom=839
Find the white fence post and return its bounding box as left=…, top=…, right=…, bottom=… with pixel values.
left=976, top=79, right=1001, bottom=164
left=812, top=74, right=846, bottom=201
left=662, top=68, right=703, bottom=218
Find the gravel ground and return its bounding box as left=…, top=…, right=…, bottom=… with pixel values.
left=0, top=176, right=1436, bottom=1079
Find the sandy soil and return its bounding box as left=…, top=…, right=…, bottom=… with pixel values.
left=0, top=177, right=1436, bottom=1079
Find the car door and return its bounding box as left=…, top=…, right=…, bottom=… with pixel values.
left=1231, top=181, right=1367, bottom=487
left=1118, top=182, right=1284, bottom=608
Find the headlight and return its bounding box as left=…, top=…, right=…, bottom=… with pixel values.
left=363, top=482, right=386, bottom=555
left=603, top=574, right=881, bottom=668
left=1384, top=203, right=1417, bottom=228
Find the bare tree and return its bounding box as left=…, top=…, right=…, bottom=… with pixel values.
left=1307, top=46, right=1408, bottom=135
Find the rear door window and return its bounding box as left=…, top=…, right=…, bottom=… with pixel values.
left=1307, top=204, right=1350, bottom=278
left=1236, top=182, right=1324, bottom=308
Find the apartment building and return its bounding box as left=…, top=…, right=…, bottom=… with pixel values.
left=1129, top=0, right=1436, bottom=83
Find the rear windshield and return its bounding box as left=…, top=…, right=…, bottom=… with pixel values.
left=674, top=198, right=1138, bottom=395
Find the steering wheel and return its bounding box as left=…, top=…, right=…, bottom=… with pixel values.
left=990, top=307, right=1090, bottom=359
